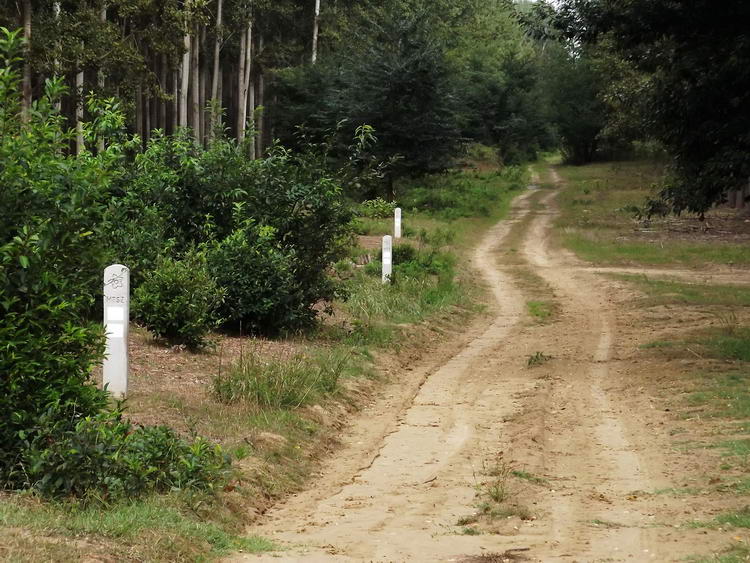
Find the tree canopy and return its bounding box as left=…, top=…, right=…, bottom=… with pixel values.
left=558, top=0, right=750, bottom=213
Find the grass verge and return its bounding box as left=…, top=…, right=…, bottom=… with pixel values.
left=554, top=160, right=750, bottom=267
left=0, top=493, right=273, bottom=562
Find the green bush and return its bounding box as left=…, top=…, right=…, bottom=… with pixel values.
left=207, top=224, right=303, bottom=333
left=113, top=134, right=352, bottom=335
left=134, top=251, right=224, bottom=350
left=0, top=31, right=229, bottom=500
left=392, top=243, right=419, bottom=264
left=357, top=198, right=397, bottom=218
left=21, top=407, right=229, bottom=500
left=0, top=31, right=112, bottom=488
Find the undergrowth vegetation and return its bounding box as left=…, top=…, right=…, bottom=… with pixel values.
left=0, top=24, right=530, bottom=560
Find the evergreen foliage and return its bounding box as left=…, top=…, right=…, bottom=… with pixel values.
left=559, top=0, right=750, bottom=212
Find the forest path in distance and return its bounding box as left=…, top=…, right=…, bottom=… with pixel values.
left=228, top=168, right=737, bottom=562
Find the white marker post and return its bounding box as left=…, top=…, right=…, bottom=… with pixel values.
left=394, top=207, right=402, bottom=239
left=382, top=235, right=393, bottom=284
left=103, top=264, right=130, bottom=399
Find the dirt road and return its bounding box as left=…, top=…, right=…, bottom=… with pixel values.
left=232, top=170, right=733, bottom=562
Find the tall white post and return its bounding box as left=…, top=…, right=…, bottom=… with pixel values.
left=382, top=235, right=392, bottom=284
left=394, top=207, right=402, bottom=239
left=103, top=264, right=130, bottom=399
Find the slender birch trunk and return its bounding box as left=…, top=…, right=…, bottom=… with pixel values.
left=210, top=0, right=223, bottom=139
left=247, top=38, right=256, bottom=158
left=135, top=83, right=143, bottom=140
left=255, top=33, right=264, bottom=157
left=53, top=1, right=61, bottom=112
left=180, top=33, right=191, bottom=128
left=160, top=54, right=167, bottom=130
left=237, top=28, right=247, bottom=141
left=96, top=2, right=107, bottom=151
left=242, top=23, right=252, bottom=139
left=21, top=0, right=32, bottom=122
left=172, top=69, right=179, bottom=133
left=190, top=25, right=200, bottom=136
left=312, top=0, right=321, bottom=64
left=199, top=26, right=207, bottom=143
left=76, top=66, right=85, bottom=153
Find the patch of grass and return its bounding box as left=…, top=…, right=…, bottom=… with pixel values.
left=589, top=519, right=622, bottom=529
left=511, top=469, right=548, bottom=486
left=653, top=486, right=703, bottom=496
left=527, top=351, right=553, bottom=368
left=456, top=514, right=479, bottom=526
left=707, top=328, right=750, bottom=362
left=615, top=275, right=750, bottom=308
left=716, top=477, right=750, bottom=495
left=555, top=160, right=750, bottom=267
left=526, top=300, right=556, bottom=323
left=399, top=166, right=528, bottom=220
left=684, top=370, right=750, bottom=421
left=461, top=526, right=482, bottom=535
left=469, top=456, right=534, bottom=524
left=0, top=494, right=273, bottom=561
left=213, top=346, right=357, bottom=408
left=688, top=544, right=750, bottom=563
left=565, top=235, right=750, bottom=267
left=716, top=507, right=750, bottom=528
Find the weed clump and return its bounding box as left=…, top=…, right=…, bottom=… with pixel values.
left=213, top=348, right=352, bottom=409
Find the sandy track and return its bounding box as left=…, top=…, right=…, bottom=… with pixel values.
left=232, top=171, right=730, bottom=562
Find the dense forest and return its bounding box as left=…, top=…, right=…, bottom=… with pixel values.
left=2, top=0, right=749, bottom=510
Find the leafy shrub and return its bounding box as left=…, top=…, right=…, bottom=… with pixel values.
left=20, top=407, right=229, bottom=500
left=207, top=224, right=303, bottom=333
left=116, top=134, right=352, bottom=335
left=357, top=198, right=397, bottom=218
left=134, top=251, right=224, bottom=350
left=213, top=348, right=349, bottom=408
left=0, top=32, right=112, bottom=488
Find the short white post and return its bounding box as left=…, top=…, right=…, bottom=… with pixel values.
left=394, top=207, right=402, bottom=239
left=103, top=264, right=130, bottom=399
left=382, top=235, right=392, bottom=284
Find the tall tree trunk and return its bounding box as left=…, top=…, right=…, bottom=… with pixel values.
left=210, top=0, right=223, bottom=139
left=256, top=34, right=264, bottom=157
left=21, top=0, right=32, bottom=121
left=199, top=26, right=207, bottom=144
left=180, top=33, right=191, bottom=128
left=97, top=2, right=107, bottom=152
left=236, top=27, right=247, bottom=141
left=160, top=54, right=167, bottom=130
left=76, top=66, right=85, bottom=154
left=190, top=25, right=200, bottom=137
left=248, top=56, right=255, bottom=159
left=172, top=69, right=179, bottom=134
left=135, top=83, right=143, bottom=141
left=53, top=1, right=61, bottom=112
left=242, top=23, right=252, bottom=144
left=312, top=0, right=321, bottom=64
